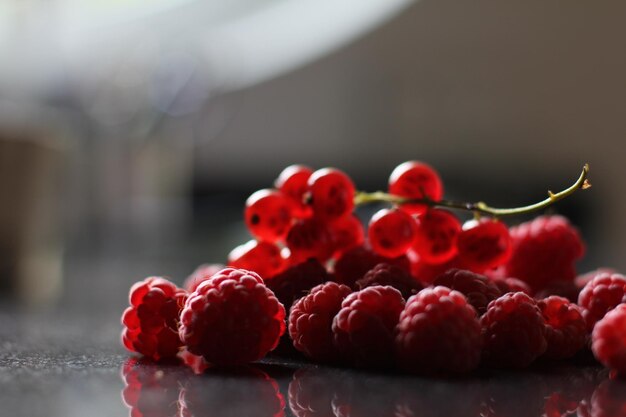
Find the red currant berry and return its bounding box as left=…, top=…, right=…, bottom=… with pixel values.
left=412, top=208, right=461, bottom=264
left=457, top=218, right=512, bottom=272
left=275, top=164, right=314, bottom=219
left=307, top=168, right=355, bottom=222
left=368, top=208, right=417, bottom=258
left=228, top=240, right=286, bottom=279
left=328, top=215, right=365, bottom=258
left=286, top=218, right=334, bottom=264
left=245, top=189, right=293, bottom=243
left=388, top=161, right=443, bottom=215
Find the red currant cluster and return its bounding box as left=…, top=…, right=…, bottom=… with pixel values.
left=121, top=161, right=626, bottom=377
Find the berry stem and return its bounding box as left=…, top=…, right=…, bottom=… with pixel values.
left=354, top=164, right=591, bottom=217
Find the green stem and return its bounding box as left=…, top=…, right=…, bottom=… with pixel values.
left=354, top=164, right=591, bottom=217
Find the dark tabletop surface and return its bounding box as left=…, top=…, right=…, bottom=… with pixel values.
left=1, top=304, right=624, bottom=417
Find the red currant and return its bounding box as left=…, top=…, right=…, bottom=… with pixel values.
left=457, top=218, right=511, bottom=272
left=368, top=208, right=417, bottom=258
left=274, top=164, right=313, bottom=219
left=412, top=209, right=461, bottom=264
left=307, top=168, right=355, bottom=222
left=388, top=161, right=443, bottom=215
left=286, top=218, right=334, bottom=264
left=328, top=215, right=365, bottom=258
left=245, top=189, right=293, bottom=242
left=228, top=240, right=286, bottom=279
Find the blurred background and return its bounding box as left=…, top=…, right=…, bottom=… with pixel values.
left=1, top=0, right=624, bottom=314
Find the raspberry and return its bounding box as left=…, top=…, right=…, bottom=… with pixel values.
left=433, top=268, right=502, bottom=315
left=395, top=286, right=482, bottom=374
left=333, top=245, right=410, bottom=288
left=368, top=208, right=417, bottom=258
left=288, top=282, right=352, bottom=362
left=388, top=161, right=443, bottom=215
left=538, top=296, right=587, bottom=359
left=266, top=259, right=332, bottom=311
left=228, top=240, right=287, bottom=279
left=245, top=189, right=294, bottom=242
left=481, top=292, right=547, bottom=368
left=183, top=263, right=225, bottom=292
left=576, top=268, right=618, bottom=291
left=121, top=277, right=187, bottom=361
left=178, top=367, right=285, bottom=417
left=457, top=218, right=512, bottom=273
left=534, top=280, right=580, bottom=303
left=332, top=285, right=405, bottom=368
left=328, top=215, right=365, bottom=258
left=274, top=164, right=313, bottom=219
left=504, top=215, right=585, bottom=292
left=490, top=276, right=532, bottom=296
left=578, top=272, right=626, bottom=331
left=592, top=304, right=626, bottom=375
left=307, top=168, right=355, bottom=222
left=412, top=208, right=461, bottom=264
left=121, top=357, right=183, bottom=417
left=356, top=263, right=423, bottom=300
left=286, top=218, right=334, bottom=265
left=179, top=268, right=286, bottom=366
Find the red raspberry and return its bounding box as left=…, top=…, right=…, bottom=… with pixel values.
left=121, top=357, right=183, bottom=417
left=275, top=164, right=313, bottom=219
left=481, top=292, right=547, bottom=368
left=307, top=168, right=355, bottom=223
left=490, top=276, right=532, bottom=296
left=289, top=282, right=352, bottom=362
left=179, top=268, right=286, bottom=366
left=333, top=245, right=410, bottom=288
left=395, top=286, right=482, bottom=374
left=433, top=268, right=502, bottom=315
left=578, top=272, right=626, bottom=331
left=457, top=218, right=512, bottom=273
left=178, top=367, right=285, bottom=417
left=388, top=160, right=443, bottom=215
left=412, top=208, right=461, bottom=264
left=356, top=263, right=423, bottom=300
left=265, top=259, right=333, bottom=311
left=183, top=263, right=225, bottom=292
left=368, top=208, right=417, bottom=258
left=534, top=280, right=580, bottom=303
left=576, top=268, right=618, bottom=291
left=592, top=304, right=626, bottom=375
left=121, top=277, right=187, bottom=361
left=538, top=296, right=587, bottom=359
left=228, top=240, right=287, bottom=279
left=504, top=215, right=585, bottom=292
left=332, top=285, right=405, bottom=368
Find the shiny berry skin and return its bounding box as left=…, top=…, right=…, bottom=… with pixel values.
left=289, top=282, right=353, bottom=362
left=328, top=215, right=365, bottom=258
left=433, top=268, right=502, bottom=315
left=356, top=262, right=423, bottom=300
left=307, top=168, right=355, bottom=222
left=396, top=286, right=482, bottom=374
left=228, top=240, right=287, bottom=279
left=245, top=189, right=294, bottom=242
left=332, top=285, right=405, bottom=368
left=481, top=292, right=547, bottom=368
left=412, top=209, right=461, bottom=264
left=121, top=277, right=187, bottom=361
left=183, top=263, right=225, bottom=292
left=368, top=208, right=417, bottom=258
left=592, top=304, right=626, bottom=376
left=275, top=164, right=314, bottom=219
left=538, top=296, right=587, bottom=360
left=388, top=161, right=443, bottom=215
left=286, top=218, right=334, bottom=265
left=504, top=215, right=585, bottom=292
left=578, top=272, right=626, bottom=331
left=457, top=218, right=512, bottom=272
left=179, top=268, right=286, bottom=366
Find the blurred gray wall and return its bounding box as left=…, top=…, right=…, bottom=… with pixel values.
left=194, top=0, right=626, bottom=269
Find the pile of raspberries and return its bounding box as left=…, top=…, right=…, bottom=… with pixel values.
left=121, top=162, right=626, bottom=376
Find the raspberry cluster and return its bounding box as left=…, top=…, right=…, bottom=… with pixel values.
left=120, top=161, right=626, bottom=377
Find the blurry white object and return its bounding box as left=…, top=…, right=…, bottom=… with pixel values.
left=0, top=0, right=415, bottom=102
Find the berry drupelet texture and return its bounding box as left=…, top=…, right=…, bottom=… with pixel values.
left=592, top=304, right=626, bottom=376
left=265, top=259, right=333, bottom=311
left=537, top=296, right=587, bottom=360
left=356, top=262, right=423, bottom=300
left=578, top=272, right=626, bottom=331
left=433, top=268, right=502, bottom=315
